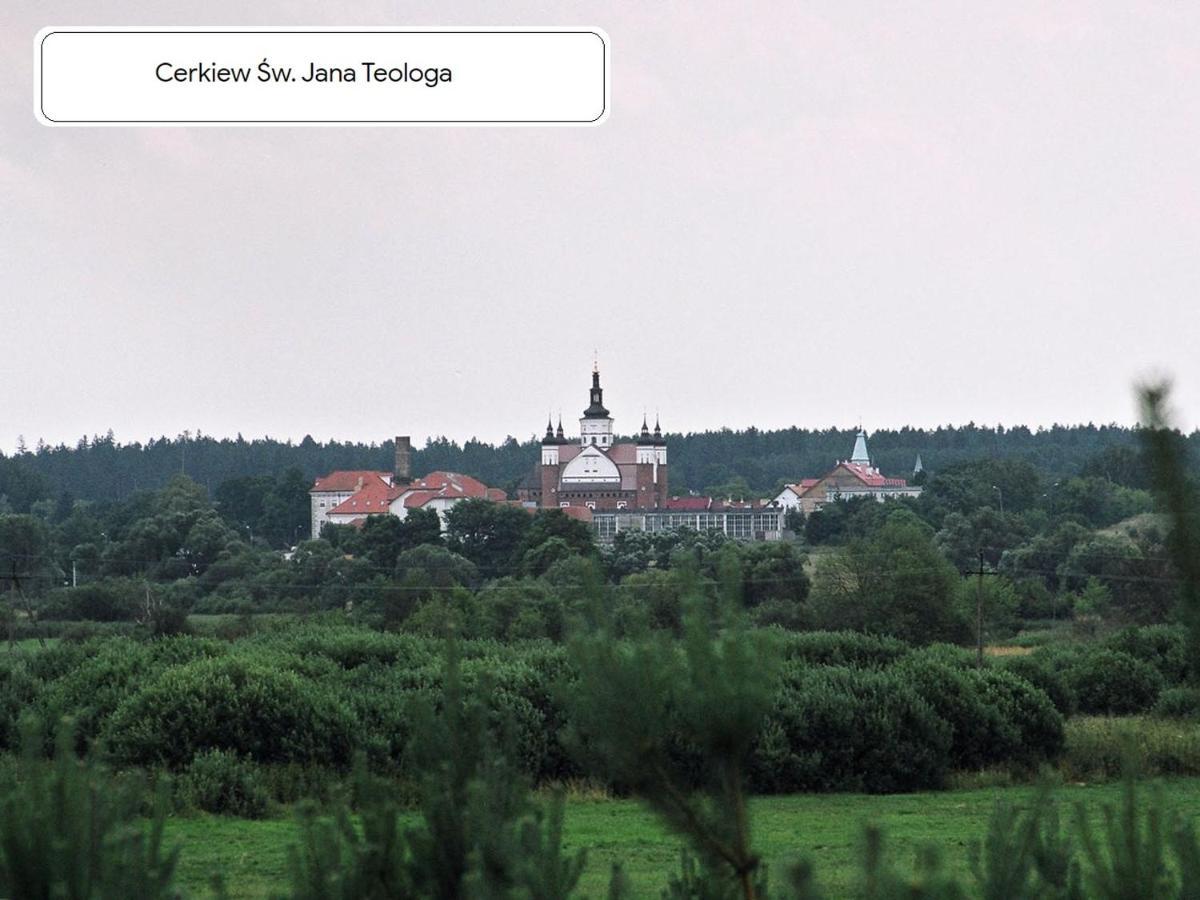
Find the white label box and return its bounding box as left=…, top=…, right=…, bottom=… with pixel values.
left=36, top=28, right=608, bottom=126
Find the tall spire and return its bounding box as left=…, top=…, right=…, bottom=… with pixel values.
left=583, top=361, right=609, bottom=419
left=638, top=413, right=654, bottom=445
left=555, top=414, right=565, bottom=443
left=543, top=414, right=555, bottom=442
left=850, top=428, right=870, bottom=465
left=653, top=414, right=662, bottom=442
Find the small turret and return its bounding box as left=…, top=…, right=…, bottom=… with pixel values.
left=638, top=414, right=655, bottom=445
left=653, top=415, right=667, bottom=466
left=850, top=428, right=870, bottom=466
left=541, top=414, right=564, bottom=465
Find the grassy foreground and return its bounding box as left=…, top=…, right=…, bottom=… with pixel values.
left=167, top=777, right=1200, bottom=898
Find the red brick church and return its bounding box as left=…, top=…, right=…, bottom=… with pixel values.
left=519, top=364, right=668, bottom=511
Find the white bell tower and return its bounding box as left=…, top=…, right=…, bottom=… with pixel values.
left=579, top=360, right=614, bottom=448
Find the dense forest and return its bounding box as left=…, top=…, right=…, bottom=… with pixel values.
left=3, top=422, right=1193, bottom=508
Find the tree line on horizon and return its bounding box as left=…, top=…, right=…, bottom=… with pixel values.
left=2, top=422, right=1190, bottom=509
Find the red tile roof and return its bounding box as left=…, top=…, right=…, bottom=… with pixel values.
left=322, top=469, right=508, bottom=516
left=665, top=496, right=711, bottom=511
left=311, top=470, right=391, bottom=493
left=402, top=489, right=443, bottom=509
left=792, top=468, right=909, bottom=497
left=327, top=477, right=397, bottom=516
left=408, top=471, right=491, bottom=498
left=839, top=462, right=908, bottom=487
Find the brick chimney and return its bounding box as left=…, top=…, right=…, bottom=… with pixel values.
left=394, top=435, right=412, bottom=483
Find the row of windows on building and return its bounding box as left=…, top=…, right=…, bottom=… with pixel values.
left=591, top=511, right=784, bottom=541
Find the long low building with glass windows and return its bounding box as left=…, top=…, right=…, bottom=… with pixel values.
left=591, top=497, right=786, bottom=543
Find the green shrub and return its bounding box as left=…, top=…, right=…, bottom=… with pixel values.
left=777, top=630, right=911, bottom=669
left=21, top=640, right=91, bottom=682
left=35, top=636, right=225, bottom=754
left=102, top=655, right=357, bottom=769
left=294, top=637, right=587, bottom=900
left=179, top=749, right=269, bottom=818
left=0, top=659, right=39, bottom=751
left=1102, top=625, right=1190, bottom=686
left=40, top=580, right=142, bottom=623
left=333, top=663, right=419, bottom=769
left=906, top=642, right=978, bottom=669
left=751, top=664, right=952, bottom=793
left=968, top=668, right=1064, bottom=767
left=246, top=621, right=439, bottom=670
left=996, top=654, right=1076, bottom=716
left=1066, top=649, right=1165, bottom=715
left=463, top=654, right=568, bottom=782
left=892, top=658, right=1013, bottom=771
left=1152, top=687, right=1200, bottom=720
left=0, top=727, right=179, bottom=899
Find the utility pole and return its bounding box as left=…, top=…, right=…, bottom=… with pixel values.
left=9, top=561, right=46, bottom=649
left=974, top=550, right=1000, bottom=667
left=976, top=551, right=984, bottom=667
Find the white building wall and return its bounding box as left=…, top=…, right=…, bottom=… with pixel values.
left=311, top=490, right=354, bottom=539
left=579, top=417, right=614, bottom=447
left=772, top=488, right=803, bottom=510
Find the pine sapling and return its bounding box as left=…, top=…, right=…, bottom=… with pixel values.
left=565, top=585, right=781, bottom=900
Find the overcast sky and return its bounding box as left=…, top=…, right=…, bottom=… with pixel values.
left=3, top=2, right=1199, bottom=452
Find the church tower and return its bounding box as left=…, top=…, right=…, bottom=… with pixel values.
left=636, top=415, right=655, bottom=464
left=524, top=359, right=668, bottom=512
left=579, top=361, right=614, bottom=448
left=541, top=416, right=560, bottom=466
left=850, top=428, right=871, bottom=466
left=540, top=414, right=566, bottom=506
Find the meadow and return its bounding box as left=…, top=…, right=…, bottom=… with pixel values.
left=166, top=778, right=1200, bottom=897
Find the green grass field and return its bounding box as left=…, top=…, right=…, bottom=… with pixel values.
left=166, top=777, right=1200, bottom=898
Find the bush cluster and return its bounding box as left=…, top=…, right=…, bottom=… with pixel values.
left=0, top=624, right=1080, bottom=801
left=178, top=749, right=270, bottom=818
left=25, top=620, right=1200, bottom=800
left=1021, top=626, right=1192, bottom=717
left=752, top=664, right=953, bottom=793
left=1153, top=686, right=1200, bottom=720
